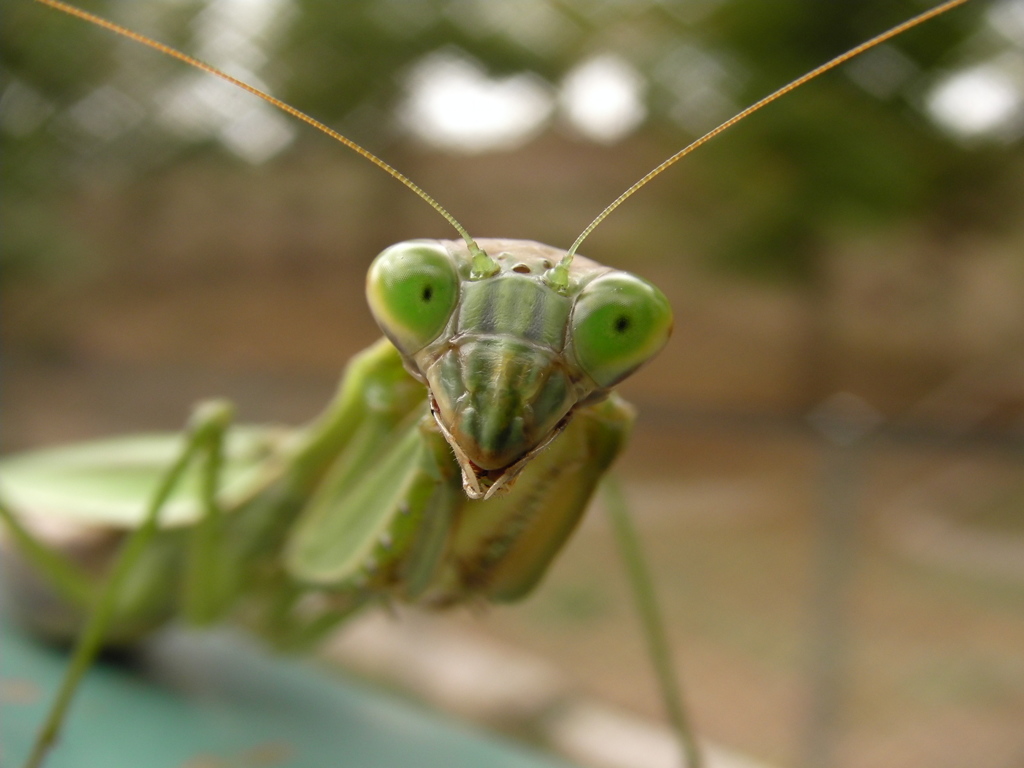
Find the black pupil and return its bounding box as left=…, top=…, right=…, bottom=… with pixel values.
left=614, top=315, right=631, bottom=333
left=421, top=284, right=433, bottom=302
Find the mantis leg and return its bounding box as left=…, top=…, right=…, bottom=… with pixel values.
left=246, top=581, right=368, bottom=653
left=180, top=401, right=232, bottom=626
left=602, top=476, right=703, bottom=768
left=0, top=498, right=95, bottom=612
left=284, top=413, right=465, bottom=596
left=242, top=416, right=465, bottom=652
left=21, top=400, right=235, bottom=768
left=219, top=338, right=461, bottom=649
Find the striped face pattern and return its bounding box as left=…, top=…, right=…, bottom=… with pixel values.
left=368, top=238, right=672, bottom=497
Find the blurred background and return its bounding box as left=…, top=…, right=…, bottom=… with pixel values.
left=2, top=0, right=1023, bottom=766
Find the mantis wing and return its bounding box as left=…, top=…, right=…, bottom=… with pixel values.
left=0, top=428, right=287, bottom=530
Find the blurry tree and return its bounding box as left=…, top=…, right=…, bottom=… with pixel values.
left=667, top=1, right=1019, bottom=274
left=642, top=0, right=1024, bottom=404
left=1, top=0, right=205, bottom=276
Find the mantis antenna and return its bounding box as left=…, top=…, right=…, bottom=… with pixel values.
left=35, top=0, right=973, bottom=277
left=560, top=0, right=974, bottom=263
left=29, top=0, right=497, bottom=270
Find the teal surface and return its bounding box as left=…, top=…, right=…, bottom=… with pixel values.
left=1, top=615, right=574, bottom=768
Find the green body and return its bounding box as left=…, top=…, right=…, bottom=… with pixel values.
left=0, top=238, right=668, bottom=647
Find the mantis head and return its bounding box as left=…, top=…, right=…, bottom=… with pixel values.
left=367, top=239, right=672, bottom=499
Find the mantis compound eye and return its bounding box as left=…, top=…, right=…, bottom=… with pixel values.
left=367, top=241, right=461, bottom=354
left=570, top=272, right=673, bottom=389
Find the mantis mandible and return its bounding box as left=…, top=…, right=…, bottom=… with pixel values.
left=0, top=1, right=974, bottom=767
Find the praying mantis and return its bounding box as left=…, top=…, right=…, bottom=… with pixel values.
left=0, top=1, right=980, bottom=767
